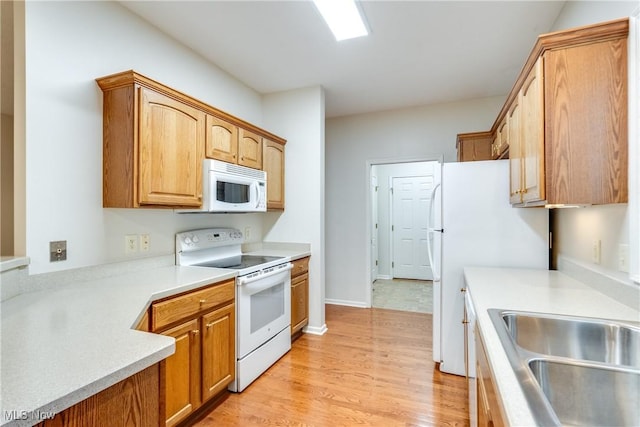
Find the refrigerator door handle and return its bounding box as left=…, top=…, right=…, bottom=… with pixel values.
left=427, top=183, right=442, bottom=282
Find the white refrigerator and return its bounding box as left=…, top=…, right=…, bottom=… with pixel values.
left=428, top=159, right=549, bottom=377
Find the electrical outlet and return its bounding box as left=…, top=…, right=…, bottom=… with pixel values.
left=592, top=239, right=601, bottom=264
left=125, top=235, right=138, bottom=254
left=140, top=234, right=150, bottom=252
left=50, top=240, right=67, bottom=262
left=619, top=244, right=630, bottom=273
left=244, top=226, right=251, bottom=240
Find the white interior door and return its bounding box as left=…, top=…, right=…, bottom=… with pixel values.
left=391, top=176, right=433, bottom=280
left=371, top=173, right=379, bottom=282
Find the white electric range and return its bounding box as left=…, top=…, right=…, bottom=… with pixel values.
left=176, top=228, right=292, bottom=392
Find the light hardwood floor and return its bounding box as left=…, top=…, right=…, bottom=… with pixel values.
left=195, top=305, right=469, bottom=426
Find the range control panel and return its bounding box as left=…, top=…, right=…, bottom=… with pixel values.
left=176, top=228, right=243, bottom=252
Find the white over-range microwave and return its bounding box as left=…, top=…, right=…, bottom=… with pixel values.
left=179, top=159, right=267, bottom=213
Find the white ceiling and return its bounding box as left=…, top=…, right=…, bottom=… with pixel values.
left=120, top=1, right=567, bottom=118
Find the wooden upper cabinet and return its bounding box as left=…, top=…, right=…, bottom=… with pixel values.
left=97, top=70, right=287, bottom=209
left=456, top=132, right=493, bottom=162
left=205, top=115, right=238, bottom=163
left=520, top=58, right=545, bottom=204
left=97, top=72, right=205, bottom=208
left=483, top=18, right=629, bottom=206
left=544, top=37, right=628, bottom=205
left=238, top=128, right=263, bottom=169
left=263, top=139, right=285, bottom=210
left=139, top=88, right=205, bottom=207
left=508, top=97, right=523, bottom=205
left=496, top=117, right=509, bottom=159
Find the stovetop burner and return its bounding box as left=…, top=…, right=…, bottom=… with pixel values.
left=194, top=255, right=284, bottom=270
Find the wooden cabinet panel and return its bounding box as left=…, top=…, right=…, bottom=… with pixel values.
left=290, top=257, right=310, bottom=337
left=202, top=303, right=236, bottom=401
left=291, top=257, right=309, bottom=278
left=161, top=319, right=201, bottom=427
left=238, top=128, right=262, bottom=169
left=151, top=279, right=235, bottom=332
left=520, top=58, right=545, bottom=203
left=291, top=273, right=309, bottom=335
left=544, top=39, right=628, bottom=205
left=263, top=139, right=285, bottom=210
left=138, top=87, right=205, bottom=207
left=456, top=132, right=493, bottom=162
left=476, top=327, right=505, bottom=427
left=38, top=365, right=160, bottom=427
left=508, top=98, right=522, bottom=205
left=205, top=115, right=238, bottom=163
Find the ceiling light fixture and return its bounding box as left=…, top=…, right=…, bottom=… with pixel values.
left=312, top=0, right=368, bottom=41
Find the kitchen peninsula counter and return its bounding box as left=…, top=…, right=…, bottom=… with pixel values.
left=464, top=266, right=640, bottom=426
left=0, top=265, right=236, bottom=426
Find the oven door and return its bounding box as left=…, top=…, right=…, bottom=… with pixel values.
left=236, top=264, right=292, bottom=359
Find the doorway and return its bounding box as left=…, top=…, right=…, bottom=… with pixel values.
left=369, top=159, right=440, bottom=313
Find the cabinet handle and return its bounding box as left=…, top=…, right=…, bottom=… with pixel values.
left=200, top=299, right=206, bottom=304
left=521, top=188, right=528, bottom=194
left=460, top=288, right=466, bottom=293
left=206, top=322, right=214, bottom=329
left=192, top=330, right=199, bottom=336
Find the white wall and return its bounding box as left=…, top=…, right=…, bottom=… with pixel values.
left=551, top=0, right=637, bottom=274
left=325, top=96, right=504, bottom=306
left=373, top=161, right=436, bottom=278
left=262, top=86, right=326, bottom=332
left=24, top=1, right=270, bottom=274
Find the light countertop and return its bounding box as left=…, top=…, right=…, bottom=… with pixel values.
left=1, top=265, right=237, bottom=426
left=0, top=245, right=311, bottom=426
left=464, top=267, right=640, bottom=426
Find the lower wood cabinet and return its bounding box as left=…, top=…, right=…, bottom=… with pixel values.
left=476, top=326, right=505, bottom=427
left=201, top=304, right=235, bottom=401
left=161, top=319, right=201, bottom=427
left=291, top=257, right=310, bottom=338
left=36, top=364, right=160, bottom=427
left=151, top=279, right=236, bottom=427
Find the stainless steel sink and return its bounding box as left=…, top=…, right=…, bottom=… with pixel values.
left=501, top=311, right=640, bottom=368
left=529, top=359, right=639, bottom=426
left=488, top=309, right=640, bottom=426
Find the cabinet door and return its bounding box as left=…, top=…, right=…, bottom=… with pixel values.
left=138, top=87, right=204, bottom=207
left=291, top=273, right=309, bottom=335
left=161, top=319, right=201, bottom=427
left=508, top=97, right=523, bottom=204
left=497, top=117, right=509, bottom=157
left=201, top=303, right=236, bottom=401
left=544, top=39, right=628, bottom=205
left=205, top=115, right=238, bottom=163
left=263, top=139, right=285, bottom=210
left=520, top=58, right=545, bottom=203
left=238, top=128, right=263, bottom=169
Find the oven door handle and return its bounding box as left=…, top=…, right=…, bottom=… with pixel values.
left=237, top=263, right=293, bottom=286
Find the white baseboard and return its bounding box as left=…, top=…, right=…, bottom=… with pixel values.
left=375, top=275, right=392, bottom=280
left=325, top=298, right=369, bottom=308
left=302, top=324, right=328, bottom=335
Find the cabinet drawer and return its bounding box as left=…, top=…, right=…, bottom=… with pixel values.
left=291, top=257, right=309, bottom=278
left=152, top=280, right=235, bottom=332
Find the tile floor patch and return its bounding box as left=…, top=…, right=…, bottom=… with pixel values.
left=372, top=279, right=433, bottom=313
